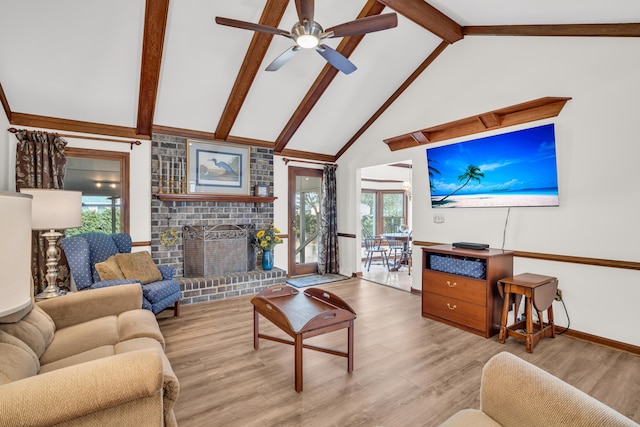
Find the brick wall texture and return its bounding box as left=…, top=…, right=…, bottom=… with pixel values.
left=150, top=134, right=284, bottom=304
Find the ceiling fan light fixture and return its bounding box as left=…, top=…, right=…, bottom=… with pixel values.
left=292, top=20, right=323, bottom=49
left=296, top=34, right=319, bottom=48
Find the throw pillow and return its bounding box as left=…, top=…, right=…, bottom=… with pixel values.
left=114, top=251, right=163, bottom=285
left=95, top=255, right=125, bottom=281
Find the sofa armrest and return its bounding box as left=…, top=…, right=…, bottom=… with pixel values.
left=37, top=283, right=144, bottom=330
left=157, top=265, right=175, bottom=280
left=480, top=352, right=636, bottom=427
left=0, top=348, right=164, bottom=426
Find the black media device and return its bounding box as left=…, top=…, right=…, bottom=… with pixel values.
left=452, top=242, right=489, bottom=250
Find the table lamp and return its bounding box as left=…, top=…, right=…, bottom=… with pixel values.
left=19, top=188, right=82, bottom=300
left=0, top=192, right=34, bottom=317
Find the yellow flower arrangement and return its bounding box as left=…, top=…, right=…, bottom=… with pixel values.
left=255, top=224, right=283, bottom=251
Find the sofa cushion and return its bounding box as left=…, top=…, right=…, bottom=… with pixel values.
left=115, top=251, right=163, bottom=285
left=95, top=255, right=126, bottom=281
left=39, top=345, right=115, bottom=374
left=40, top=316, right=119, bottom=365
left=0, top=330, right=40, bottom=385
left=0, top=305, right=55, bottom=358
left=39, top=308, right=165, bottom=365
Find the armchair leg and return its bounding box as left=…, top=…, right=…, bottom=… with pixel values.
left=174, top=300, right=180, bottom=318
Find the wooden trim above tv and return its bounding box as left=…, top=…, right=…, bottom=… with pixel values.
left=384, top=97, right=571, bottom=151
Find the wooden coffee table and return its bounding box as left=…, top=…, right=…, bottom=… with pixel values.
left=251, top=284, right=357, bottom=392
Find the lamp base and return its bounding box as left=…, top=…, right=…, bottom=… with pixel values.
left=35, top=285, right=67, bottom=300
left=35, top=229, right=67, bottom=301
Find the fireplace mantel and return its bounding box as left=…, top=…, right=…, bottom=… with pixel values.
left=156, top=194, right=277, bottom=203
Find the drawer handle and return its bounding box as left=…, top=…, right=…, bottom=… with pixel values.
left=446, top=281, right=457, bottom=288
left=446, top=303, right=457, bottom=310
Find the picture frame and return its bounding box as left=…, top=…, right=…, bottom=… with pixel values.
left=187, top=140, right=250, bottom=195
left=255, top=185, right=269, bottom=197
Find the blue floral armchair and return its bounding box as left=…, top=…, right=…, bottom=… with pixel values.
left=61, top=232, right=181, bottom=316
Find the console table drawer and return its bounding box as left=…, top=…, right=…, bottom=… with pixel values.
left=422, top=292, right=486, bottom=332
left=423, top=270, right=486, bottom=306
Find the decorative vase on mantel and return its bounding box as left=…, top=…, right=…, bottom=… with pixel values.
left=262, top=249, right=274, bottom=271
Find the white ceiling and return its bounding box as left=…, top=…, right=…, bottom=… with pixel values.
left=1, top=1, right=639, bottom=160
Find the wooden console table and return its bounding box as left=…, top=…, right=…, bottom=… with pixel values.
left=251, top=285, right=357, bottom=392
left=422, top=245, right=513, bottom=338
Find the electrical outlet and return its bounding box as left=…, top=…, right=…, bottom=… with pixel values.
left=555, top=289, right=563, bottom=301
left=433, top=214, right=445, bottom=224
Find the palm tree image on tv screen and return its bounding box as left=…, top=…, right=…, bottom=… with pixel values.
left=426, top=124, right=560, bottom=208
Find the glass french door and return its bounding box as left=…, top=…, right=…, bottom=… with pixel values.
left=288, top=167, right=322, bottom=276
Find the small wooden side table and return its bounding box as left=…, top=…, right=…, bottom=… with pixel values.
left=251, top=285, right=356, bottom=392
left=498, top=273, right=558, bottom=353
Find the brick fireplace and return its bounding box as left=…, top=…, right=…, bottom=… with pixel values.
left=150, top=134, right=286, bottom=305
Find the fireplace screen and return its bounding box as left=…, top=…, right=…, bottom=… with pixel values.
left=183, top=224, right=254, bottom=277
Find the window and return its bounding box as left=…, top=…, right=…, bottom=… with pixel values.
left=361, top=190, right=407, bottom=236
left=63, top=148, right=130, bottom=235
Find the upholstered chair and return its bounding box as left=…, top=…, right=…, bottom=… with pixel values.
left=61, top=232, right=180, bottom=316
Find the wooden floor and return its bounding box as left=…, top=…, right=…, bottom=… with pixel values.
left=158, top=278, right=640, bottom=427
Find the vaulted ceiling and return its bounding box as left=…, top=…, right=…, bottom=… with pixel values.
left=1, top=1, right=639, bottom=162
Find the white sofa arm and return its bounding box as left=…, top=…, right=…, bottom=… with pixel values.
left=0, top=348, right=164, bottom=426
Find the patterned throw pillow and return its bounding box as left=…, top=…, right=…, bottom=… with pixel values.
left=94, top=255, right=126, bottom=281
left=114, top=251, right=163, bottom=285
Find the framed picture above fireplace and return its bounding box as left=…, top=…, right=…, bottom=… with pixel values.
left=187, top=140, right=250, bottom=195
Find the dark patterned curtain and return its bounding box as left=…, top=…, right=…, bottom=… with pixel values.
left=318, top=164, right=339, bottom=275
left=14, top=130, right=70, bottom=295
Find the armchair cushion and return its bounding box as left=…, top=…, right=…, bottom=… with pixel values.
left=95, top=255, right=126, bottom=281
left=115, top=251, right=163, bottom=284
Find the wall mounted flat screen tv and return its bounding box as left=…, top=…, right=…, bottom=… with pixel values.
left=426, top=123, right=559, bottom=208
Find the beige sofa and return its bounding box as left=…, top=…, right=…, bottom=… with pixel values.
left=441, top=351, right=638, bottom=427
left=0, top=284, right=179, bottom=426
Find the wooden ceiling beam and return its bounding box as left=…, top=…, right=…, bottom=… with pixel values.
left=136, top=0, right=170, bottom=138
left=464, top=23, right=640, bottom=38
left=0, top=81, right=11, bottom=122
left=215, top=0, right=289, bottom=140
left=273, top=0, right=386, bottom=153
left=278, top=148, right=337, bottom=163
left=10, top=113, right=148, bottom=140
left=152, top=124, right=275, bottom=148
left=377, top=0, right=463, bottom=43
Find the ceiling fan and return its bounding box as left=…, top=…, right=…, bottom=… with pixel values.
left=215, top=0, right=398, bottom=74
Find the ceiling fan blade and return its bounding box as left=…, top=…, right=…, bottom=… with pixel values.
left=325, top=13, right=398, bottom=38
left=316, top=44, right=357, bottom=75
left=215, top=17, right=290, bottom=37
left=295, top=0, right=314, bottom=24
left=265, top=46, right=300, bottom=71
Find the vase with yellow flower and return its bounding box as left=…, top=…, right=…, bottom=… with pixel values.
left=255, top=224, right=282, bottom=271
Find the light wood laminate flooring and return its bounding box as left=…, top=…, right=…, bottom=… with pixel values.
left=158, top=278, right=640, bottom=426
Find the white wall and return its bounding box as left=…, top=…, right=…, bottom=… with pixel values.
left=0, top=116, right=12, bottom=191
left=337, top=36, right=640, bottom=347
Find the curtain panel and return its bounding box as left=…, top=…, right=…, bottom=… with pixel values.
left=14, top=130, right=70, bottom=295
left=318, top=164, right=339, bottom=275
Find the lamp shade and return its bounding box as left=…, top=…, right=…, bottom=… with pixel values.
left=0, top=192, right=33, bottom=317
left=19, top=189, right=82, bottom=230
